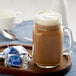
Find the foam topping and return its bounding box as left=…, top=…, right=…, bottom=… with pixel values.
left=35, top=11, right=62, bottom=26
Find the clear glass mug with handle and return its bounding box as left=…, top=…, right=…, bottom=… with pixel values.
left=63, top=26, right=73, bottom=55
left=32, top=11, right=73, bottom=68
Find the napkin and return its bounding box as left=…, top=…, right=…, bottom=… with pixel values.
left=0, top=20, right=34, bottom=46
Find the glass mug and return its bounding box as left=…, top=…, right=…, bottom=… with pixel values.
left=32, top=11, right=73, bottom=68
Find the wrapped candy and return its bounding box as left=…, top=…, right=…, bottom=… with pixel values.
left=8, top=47, right=19, bottom=55
left=6, top=54, right=22, bottom=67
left=3, top=45, right=31, bottom=68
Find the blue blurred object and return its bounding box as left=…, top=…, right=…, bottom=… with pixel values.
left=8, top=47, right=19, bottom=55
left=8, top=55, right=22, bottom=67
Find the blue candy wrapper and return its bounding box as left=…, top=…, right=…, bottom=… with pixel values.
left=8, top=47, right=19, bottom=55
left=8, top=54, right=22, bottom=67
left=3, top=45, right=31, bottom=68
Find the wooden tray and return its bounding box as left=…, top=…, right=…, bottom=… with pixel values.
left=0, top=44, right=72, bottom=76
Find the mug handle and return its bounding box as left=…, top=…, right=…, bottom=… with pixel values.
left=15, top=12, right=24, bottom=24
left=63, top=26, right=73, bottom=55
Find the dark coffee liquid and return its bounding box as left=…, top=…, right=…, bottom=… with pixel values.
left=33, top=23, right=63, bottom=66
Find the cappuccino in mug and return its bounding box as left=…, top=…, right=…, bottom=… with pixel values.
left=32, top=11, right=63, bottom=68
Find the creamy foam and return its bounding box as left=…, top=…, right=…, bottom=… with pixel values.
left=35, top=11, right=62, bottom=26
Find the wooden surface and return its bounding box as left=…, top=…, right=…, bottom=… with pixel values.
left=0, top=44, right=72, bottom=76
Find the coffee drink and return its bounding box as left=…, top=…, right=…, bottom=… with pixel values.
left=32, top=11, right=64, bottom=68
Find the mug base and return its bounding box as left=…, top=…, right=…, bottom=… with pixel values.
left=36, top=64, right=58, bottom=68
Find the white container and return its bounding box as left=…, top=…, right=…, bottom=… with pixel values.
left=0, top=9, right=23, bottom=31
left=50, top=0, right=69, bottom=26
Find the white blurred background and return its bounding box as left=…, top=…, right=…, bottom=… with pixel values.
left=0, top=0, right=75, bottom=41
